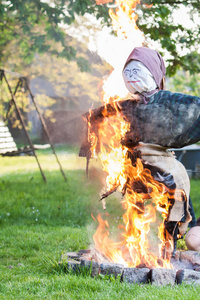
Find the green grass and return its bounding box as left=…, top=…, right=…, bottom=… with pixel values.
left=190, top=180, right=200, bottom=218
left=0, top=146, right=200, bottom=299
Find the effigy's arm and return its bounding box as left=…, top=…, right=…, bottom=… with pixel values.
left=79, top=93, right=200, bottom=159
left=79, top=100, right=132, bottom=158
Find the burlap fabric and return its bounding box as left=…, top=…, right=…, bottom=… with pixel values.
left=137, top=142, right=192, bottom=236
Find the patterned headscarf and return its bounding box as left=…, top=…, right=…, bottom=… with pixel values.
left=124, top=47, right=166, bottom=90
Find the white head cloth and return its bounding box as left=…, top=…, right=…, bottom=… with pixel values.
left=123, top=60, right=157, bottom=94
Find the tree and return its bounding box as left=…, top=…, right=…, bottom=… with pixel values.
left=0, top=32, right=111, bottom=128
left=0, top=36, right=111, bottom=146
left=29, top=35, right=111, bottom=110
left=138, top=0, right=200, bottom=75
left=167, top=69, right=200, bottom=96
left=0, top=0, right=199, bottom=75
left=0, top=0, right=110, bottom=71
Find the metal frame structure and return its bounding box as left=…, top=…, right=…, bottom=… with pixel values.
left=0, top=69, right=67, bottom=182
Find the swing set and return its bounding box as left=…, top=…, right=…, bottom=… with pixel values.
left=0, top=69, right=67, bottom=182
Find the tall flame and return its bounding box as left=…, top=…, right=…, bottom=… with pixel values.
left=96, top=0, right=145, bottom=103
left=109, top=0, right=141, bottom=39
left=90, top=1, right=173, bottom=268
left=89, top=105, right=174, bottom=267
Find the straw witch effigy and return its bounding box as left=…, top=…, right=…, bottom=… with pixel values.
left=80, top=46, right=200, bottom=257
left=79, top=90, right=200, bottom=256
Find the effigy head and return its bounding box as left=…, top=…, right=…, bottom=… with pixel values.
left=122, top=47, right=166, bottom=94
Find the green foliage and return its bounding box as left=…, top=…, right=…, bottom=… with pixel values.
left=0, top=0, right=110, bottom=70
left=138, top=1, right=200, bottom=75
left=39, top=253, right=69, bottom=275
left=28, top=47, right=110, bottom=110
left=98, top=273, right=122, bottom=283
left=177, top=236, right=187, bottom=251
left=190, top=179, right=200, bottom=218
left=167, top=69, right=200, bottom=96
left=0, top=1, right=199, bottom=75
left=0, top=33, right=111, bottom=133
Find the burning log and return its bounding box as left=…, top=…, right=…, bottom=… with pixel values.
left=99, top=185, right=119, bottom=202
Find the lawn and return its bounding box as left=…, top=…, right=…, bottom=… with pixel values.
left=0, top=145, right=200, bottom=299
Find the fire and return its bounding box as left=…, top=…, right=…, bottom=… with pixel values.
left=98, top=107, right=130, bottom=190
left=109, top=0, right=141, bottom=39
left=86, top=109, right=98, bottom=158
left=95, top=0, right=145, bottom=103
left=95, top=0, right=141, bottom=39
left=89, top=1, right=173, bottom=268
left=95, top=0, right=113, bottom=4
left=88, top=103, right=174, bottom=268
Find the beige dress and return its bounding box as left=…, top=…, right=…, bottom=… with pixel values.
left=137, top=142, right=192, bottom=235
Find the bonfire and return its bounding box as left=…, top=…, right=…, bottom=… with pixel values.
left=79, top=0, right=194, bottom=269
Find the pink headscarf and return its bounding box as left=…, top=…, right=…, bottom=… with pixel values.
left=124, top=47, right=166, bottom=90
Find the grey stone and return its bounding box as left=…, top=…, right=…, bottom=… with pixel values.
left=123, top=268, right=150, bottom=284
left=171, top=254, right=193, bottom=270
left=68, top=260, right=80, bottom=272
left=150, top=268, right=176, bottom=286
left=65, top=252, right=80, bottom=260
left=176, top=269, right=200, bottom=285
left=79, top=249, right=91, bottom=255
left=174, top=250, right=181, bottom=261
left=170, top=251, right=183, bottom=269
left=80, top=259, right=100, bottom=277
left=180, top=251, right=200, bottom=267
left=100, top=262, right=124, bottom=278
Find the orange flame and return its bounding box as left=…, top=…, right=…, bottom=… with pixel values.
left=95, top=0, right=145, bottom=103
left=89, top=0, right=173, bottom=268
left=88, top=104, right=173, bottom=268
left=109, top=0, right=141, bottom=39
left=87, top=109, right=98, bottom=158
left=95, top=0, right=113, bottom=4
left=95, top=0, right=141, bottom=38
